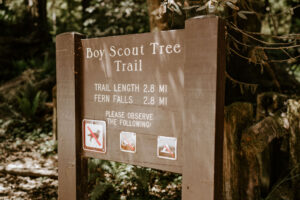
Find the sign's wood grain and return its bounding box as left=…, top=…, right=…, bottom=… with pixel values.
left=81, top=30, right=185, bottom=173
left=183, top=16, right=225, bottom=200
left=56, top=32, right=88, bottom=200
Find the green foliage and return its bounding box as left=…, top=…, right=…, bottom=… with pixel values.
left=82, top=0, right=149, bottom=37
left=88, top=160, right=122, bottom=199
left=38, top=137, right=57, bottom=155
left=0, top=0, right=53, bottom=83
left=17, top=90, right=40, bottom=118
left=88, top=159, right=182, bottom=200
left=4, top=119, right=52, bottom=139
left=15, top=82, right=47, bottom=121
left=12, top=60, right=29, bottom=73
left=0, top=0, right=28, bottom=24
left=51, top=0, right=82, bottom=34
left=48, top=0, right=149, bottom=36
left=90, top=182, right=120, bottom=200
left=40, top=52, right=56, bottom=78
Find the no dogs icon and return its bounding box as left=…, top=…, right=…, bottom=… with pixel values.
left=83, top=119, right=106, bottom=153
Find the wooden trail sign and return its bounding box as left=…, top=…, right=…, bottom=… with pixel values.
left=56, top=16, right=225, bottom=200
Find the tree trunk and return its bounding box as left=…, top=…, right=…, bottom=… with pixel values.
left=52, top=85, right=57, bottom=141
left=223, top=94, right=300, bottom=200
left=287, top=100, right=300, bottom=200
left=37, top=0, right=47, bottom=28
left=223, top=102, right=254, bottom=200
left=37, top=0, right=50, bottom=44
left=240, top=104, right=293, bottom=199
left=81, top=0, right=90, bottom=31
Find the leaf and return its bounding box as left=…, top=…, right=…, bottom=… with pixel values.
left=242, top=34, right=249, bottom=45
left=249, top=48, right=257, bottom=64
left=239, top=84, right=244, bottom=94
left=260, top=63, right=264, bottom=74
left=226, top=2, right=239, bottom=10
left=90, top=182, right=110, bottom=200
left=183, top=5, right=199, bottom=10
left=251, top=85, right=258, bottom=94
left=19, top=98, right=31, bottom=117
left=233, top=41, right=240, bottom=50
left=167, top=1, right=182, bottom=15
left=32, top=91, right=41, bottom=116
left=261, top=49, right=268, bottom=61
left=238, top=11, right=247, bottom=19
left=196, top=3, right=208, bottom=12
left=239, top=11, right=255, bottom=14
left=237, top=10, right=255, bottom=19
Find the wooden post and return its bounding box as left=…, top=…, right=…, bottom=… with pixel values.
left=52, top=85, right=57, bottom=141
left=183, top=16, right=225, bottom=200
left=56, top=32, right=87, bottom=200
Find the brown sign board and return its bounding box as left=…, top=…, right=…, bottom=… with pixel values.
left=56, top=16, right=225, bottom=200
left=81, top=29, right=185, bottom=173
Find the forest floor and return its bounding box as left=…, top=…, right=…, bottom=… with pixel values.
left=0, top=122, right=58, bottom=200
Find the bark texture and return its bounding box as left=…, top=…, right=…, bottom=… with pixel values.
left=223, top=102, right=253, bottom=199
left=223, top=93, right=300, bottom=200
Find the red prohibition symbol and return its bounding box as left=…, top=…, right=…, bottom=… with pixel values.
left=87, top=126, right=102, bottom=147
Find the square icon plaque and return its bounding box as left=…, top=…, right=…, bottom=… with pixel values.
left=120, top=131, right=136, bottom=153
left=157, top=136, right=177, bottom=160
left=83, top=119, right=106, bottom=153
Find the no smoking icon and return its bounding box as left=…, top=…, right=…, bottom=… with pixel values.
left=83, top=119, right=106, bottom=153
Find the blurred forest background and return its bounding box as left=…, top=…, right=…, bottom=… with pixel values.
left=0, top=0, right=299, bottom=199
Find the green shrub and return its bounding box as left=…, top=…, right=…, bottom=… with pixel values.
left=15, top=81, right=47, bottom=121
left=88, top=159, right=182, bottom=200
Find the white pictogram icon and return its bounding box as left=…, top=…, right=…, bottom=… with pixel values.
left=83, top=119, right=106, bottom=153
left=120, top=131, right=136, bottom=153
left=157, top=136, right=177, bottom=160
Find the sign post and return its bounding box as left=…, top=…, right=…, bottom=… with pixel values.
left=56, top=16, right=225, bottom=200
left=56, top=33, right=88, bottom=199
left=183, top=16, right=225, bottom=200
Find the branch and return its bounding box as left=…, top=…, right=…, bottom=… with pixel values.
left=248, top=5, right=300, bottom=18
left=228, top=33, right=300, bottom=50
left=227, top=22, right=296, bottom=46
left=242, top=31, right=300, bottom=40
left=225, top=71, right=258, bottom=94
left=229, top=47, right=300, bottom=64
